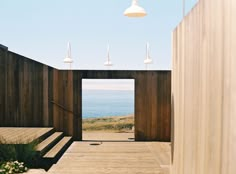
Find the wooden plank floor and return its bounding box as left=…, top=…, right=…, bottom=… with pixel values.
left=48, top=141, right=171, bottom=174
left=83, top=132, right=134, bottom=141
left=0, top=127, right=53, bottom=144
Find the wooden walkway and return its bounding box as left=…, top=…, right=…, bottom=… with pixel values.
left=0, top=127, right=53, bottom=144
left=0, top=129, right=170, bottom=173
left=83, top=132, right=134, bottom=141
left=48, top=141, right=170, bottom=174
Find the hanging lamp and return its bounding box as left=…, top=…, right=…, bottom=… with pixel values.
left=144, top=42, right=153, bottom=64
left=64, top=42, right=73, bottom=63
left=124, top=0, right=147, bottom=17
left=104, top=44, right=113, bottom=66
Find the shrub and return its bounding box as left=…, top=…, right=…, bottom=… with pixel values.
left=0, top=136, right=38, bottom=168
left=115, top=123, right=134, bottom=130
left=0, top=161, right=28, bottom=174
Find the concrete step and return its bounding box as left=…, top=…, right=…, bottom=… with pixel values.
left=36, top=132, right=64, bottom=156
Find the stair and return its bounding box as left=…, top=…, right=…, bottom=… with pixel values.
left=36, top=132, right=64, bottom=156
left=43, top=137, right=72, bottom=159
left=34, top=129, right=73, bottom=170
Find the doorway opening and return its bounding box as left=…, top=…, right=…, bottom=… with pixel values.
left=82, top=79, right=135, bottom=141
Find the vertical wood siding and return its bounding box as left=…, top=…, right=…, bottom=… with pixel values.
left=0, top=49, right=171, bottom=141
left=172, top=0, right=236, bottom=173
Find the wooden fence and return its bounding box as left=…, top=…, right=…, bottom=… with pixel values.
left=172, top=0, right=236, bottom=173
left=0, top=46, right=171, bottom=141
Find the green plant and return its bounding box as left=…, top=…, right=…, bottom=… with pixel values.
left=0, top=161, right=28, bottom=174
left=115, top=123, right=134, bottom=130
left=0, top=145, right=15, bottom=163
left=0, top=136, right=38, bottom=168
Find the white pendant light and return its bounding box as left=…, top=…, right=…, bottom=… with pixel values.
left=124, top=0, right=147, bottom=18
left=104, top=44, right=113, bottom=66
left=64, top=42, right=73, bottom=63
left=63, top=42, right=73, bottom=69
left=144, top=42, right=153, bottom=70
left=144, top=42, right=153, bottom=64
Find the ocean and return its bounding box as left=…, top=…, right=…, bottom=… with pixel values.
left=82, top=90, right=134, bottom=118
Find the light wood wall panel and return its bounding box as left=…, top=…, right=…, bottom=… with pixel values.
left=172, top=0, right=236, bottom=173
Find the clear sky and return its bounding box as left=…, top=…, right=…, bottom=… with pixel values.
left=1, top=0, right=198, bottom=71
left=82, top=79, right=134, bottom=91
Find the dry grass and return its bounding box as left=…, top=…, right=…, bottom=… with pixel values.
left=82, top=115, right=134, bottom=133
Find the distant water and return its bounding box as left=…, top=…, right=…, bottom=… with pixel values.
left=82, top=90, right=134, bottom=118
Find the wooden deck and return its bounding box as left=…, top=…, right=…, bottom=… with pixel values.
left=83, top=132, right=134, bottom=141
left=48, top=141, right=170, bottom=174
left=0, top=129, right=170, bottom=173
left=0, top=127, right=53, bottom=144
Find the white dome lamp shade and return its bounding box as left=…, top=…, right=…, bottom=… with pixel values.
left=144, top=58, right=153, bottom=64
left=104, top=60, right=113, bottom=66
left=64, top=42, right=73, bottom=64
left=144, top=54, right=153, bottom=63
left=124, top=0, right=147, bottom=18
left=104, top=44, right=113, bottom=67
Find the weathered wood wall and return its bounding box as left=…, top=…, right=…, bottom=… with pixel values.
left=0, top=46, right=54, bottom=127
left=0, top=46, right=171, bottom=141
left=171, top=0, right=236, bottom=173
left=52, top=70, right=171, bottom=141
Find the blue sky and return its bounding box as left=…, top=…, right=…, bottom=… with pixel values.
left=82, top=79, right=134, bottom=91
left=1, top=0, right=198, bottom=71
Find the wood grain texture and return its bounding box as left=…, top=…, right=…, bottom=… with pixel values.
left=48, top=141, right=171, bottom=174
left=0, top=48, right=7, bottom=126
left=0, top=50, right=52, bottom=127
left=0, top=48, right=171, bottom=142
left=0, top=127, right=54, bottom=144
left=76, top=70, right=171, bottom=141
left=172, top=0, right=236, bottom=173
